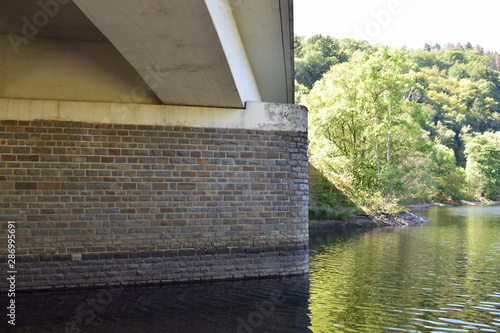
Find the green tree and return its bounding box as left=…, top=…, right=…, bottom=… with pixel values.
left=294, top=35, right=369, bottom=89
left=307, top=48, right=434, bottom=211
left=299, top=37, right=500, bottom=208
left=295, top=35, right=342, bottom=89
left=409, top=51, right=500, bottom=166
left=464, top=132, right=500, bottom=200
left=432, top=144, right=468, bottom=201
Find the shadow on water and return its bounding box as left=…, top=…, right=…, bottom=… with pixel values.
left=5, top=206, right=500, bottom=333
left=2, top=275, right=311, bottom=333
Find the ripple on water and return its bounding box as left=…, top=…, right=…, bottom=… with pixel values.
left=308, top=206, right=500, bottom=332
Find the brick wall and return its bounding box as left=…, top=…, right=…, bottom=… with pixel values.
left=0, top=119, right=308, bottom=290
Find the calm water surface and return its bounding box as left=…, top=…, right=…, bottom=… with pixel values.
left=4, top=205, right=500, bottom=332
left=309, top=205, right=500, bottom=332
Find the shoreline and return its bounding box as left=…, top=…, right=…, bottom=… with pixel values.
left=309, top=212, right=430, bottom=231
left=406, top=201, right=500, bottom=209
left=309, top=201, right=500, bottom=231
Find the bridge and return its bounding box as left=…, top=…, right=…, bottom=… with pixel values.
left=0, top=0, right=308, bottom=290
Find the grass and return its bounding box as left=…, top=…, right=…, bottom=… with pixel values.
left=308, top=161, right=369, bottom=221
left=308, top=207, right=359, bottom=221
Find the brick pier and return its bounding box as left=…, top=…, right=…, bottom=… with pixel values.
left=0, top=118, right=308, bottom=290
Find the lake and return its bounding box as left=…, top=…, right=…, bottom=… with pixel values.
left=309, top=205, right=500, bottom=332
left=4, top=205, right=500, bottom=332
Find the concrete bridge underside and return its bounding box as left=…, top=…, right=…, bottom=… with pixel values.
left=0, top=0, right=308, bottom=291
left=1, top=0, right=294, bottom=107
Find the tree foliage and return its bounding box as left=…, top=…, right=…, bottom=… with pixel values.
left=464, top=132, right=500, bottom=200
left=298, top=37, right=500, bottom=211
left=307, top=48, right=435, bottom=211
left=294, top=35, right=369, bottom=91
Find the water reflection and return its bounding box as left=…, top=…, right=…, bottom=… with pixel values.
left=446, top=205, right=500, bottom=218
left=4, top=276, right=311, bottom=333
left=309, top=206, right=500, bottom=332
left=5, top=206, right=500, bottom=332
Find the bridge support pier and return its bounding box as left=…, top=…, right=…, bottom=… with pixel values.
left=0, top=100, right=308, bottom=290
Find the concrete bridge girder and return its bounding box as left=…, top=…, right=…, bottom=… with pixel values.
left=72, top=0, right=293, bottom=108
left=73, top=0, right=257, bottom=108
left=0, top=0, right=293, bottom=108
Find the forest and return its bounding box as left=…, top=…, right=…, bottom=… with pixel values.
left=295, top=35, right=500, bottom=215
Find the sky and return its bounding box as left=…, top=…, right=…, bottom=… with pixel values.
left=294, top=0, right=500, bottom=53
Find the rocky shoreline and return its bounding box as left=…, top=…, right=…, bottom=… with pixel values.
left=309, top=201, right=500, bottom=231
left=309, top=212, right=430, bottom=231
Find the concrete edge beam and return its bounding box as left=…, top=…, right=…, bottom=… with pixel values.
left=204, top=0, right=261, bottom=104
left=0, top=99, right=307, bottom=132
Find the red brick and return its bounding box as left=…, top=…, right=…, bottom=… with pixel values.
left=95, top=124, right=113, bottom=129
left=241, top=152, right=254, bottom=158
left=101, top=157, right=114, bottom=163
left=1, top=155, right=15, bottom=161
left=32, top=147, right=52, bottom=154
left=191, top=152, right=201, bottom=158
left=123, top=183, right=136, bottom=190
left=17, top=155, right=39, bottom=162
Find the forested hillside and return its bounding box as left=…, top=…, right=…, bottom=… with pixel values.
left=296, top=35, right=500, bottom=214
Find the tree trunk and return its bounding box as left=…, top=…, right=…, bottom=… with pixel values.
left=375, top=138, right=381, bottom=193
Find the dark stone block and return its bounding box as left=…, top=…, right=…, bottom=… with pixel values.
left=53, top=254, right=71, bottom=261
left=129, top=252, right=142, bottom=259
left=151, top=251, right=165, bottom=258
left=178, top=249, right=196, bottom=257
left=195, top=249, right=207, bottom=256
left=230, top=248, right=244, bottom=254
left=15, top=182, right=37, bottom=190
left=164, top=250, right=178, bottom=257
left=216, top=248, right=230, bottom=255
left=140, top=252, right=152, bottom=258
left=40, top=254, right=53, bottom=262
left=82, top=253, right=100, bottom=261
left=245, top=247, right=263, bottom=254
left=99, top=253, right=114, bottom=260
left=113, top=252, right=129, bottom=259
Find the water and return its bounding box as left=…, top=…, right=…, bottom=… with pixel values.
left=2, top=277, right=311, bottom=333
left=3, top=205, right=500, bottom=332
left=308, top=205, right=500, bottom=332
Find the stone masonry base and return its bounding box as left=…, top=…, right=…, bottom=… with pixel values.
left=3, top=245, right=308, bottom=291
